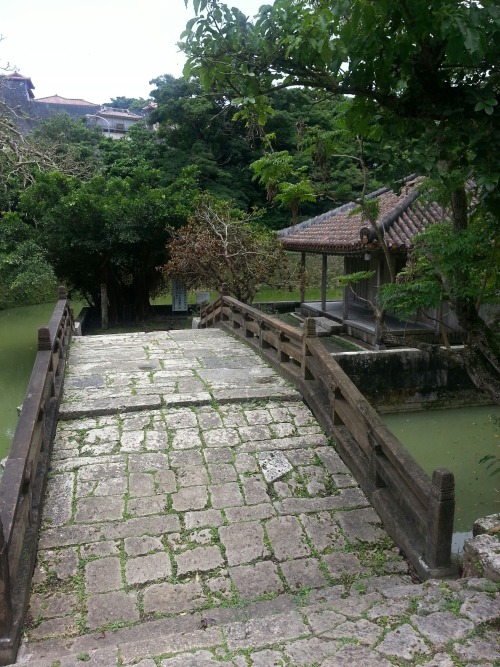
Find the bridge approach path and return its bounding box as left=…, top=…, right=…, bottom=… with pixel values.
left=11, top=328, right=500, bottom=666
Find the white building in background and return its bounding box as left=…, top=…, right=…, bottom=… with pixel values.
left=86, top=107, right=145, bottom=139
left=1, top=72, right=151, bottom=138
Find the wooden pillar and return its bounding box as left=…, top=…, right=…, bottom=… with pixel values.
left=321, top=253, right=327, bottom=312
left=100, top=283, right=108, bottom=330
left=300, top=252, right=306, bottom=304
left=343, top=257, right=349, bottom=320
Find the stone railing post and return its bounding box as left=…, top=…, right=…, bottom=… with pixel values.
left=220, top=284, right=229, bottom=321
left=37, top=327, right=52, bottom=352
left=301, top=317, right=316, bottom=379
left=0, top=514, right=13, bottom=633
left=425, top=468, right=455, bottom=572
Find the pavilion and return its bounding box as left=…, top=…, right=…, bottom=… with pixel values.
left=277, top=176, right=450, bottom=346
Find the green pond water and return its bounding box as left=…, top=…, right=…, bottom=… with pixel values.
left=0, top=302, right=58, bottom=457
left=383, top=407, right=500, bottom=552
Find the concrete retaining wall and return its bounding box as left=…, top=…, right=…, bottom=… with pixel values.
left=334, top=347, right=490, bottom=412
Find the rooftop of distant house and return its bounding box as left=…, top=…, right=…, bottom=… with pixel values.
left=35, top=94, right=98, bottom=106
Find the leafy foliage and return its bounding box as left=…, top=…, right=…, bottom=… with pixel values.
left=17, top=167, right=199, bottom=321
left=148, top=75, right=262, bottom=207
left=165, top=196, right=290, bottom=303
left=0, top=212, right=56, bottom=309
left=182, top=0, right=500, bottom=402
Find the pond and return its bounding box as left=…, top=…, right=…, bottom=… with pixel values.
left=0, top=302, right=59, bottom=458
left=383, top=406, right=500, bottom=553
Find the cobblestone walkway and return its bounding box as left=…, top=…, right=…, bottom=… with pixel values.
left=12, top=330, right=500, bottom=666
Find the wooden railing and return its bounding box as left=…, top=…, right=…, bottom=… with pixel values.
left=0, top=287, right=74, bottom=664
left=200, top=290, right=456, bottom=580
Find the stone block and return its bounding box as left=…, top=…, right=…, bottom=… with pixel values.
left=462, top=534, right=500, bottom=582
left=204, top=447, right=233, bottom=464
left=241, top=476, right=270, bottom=505
left=225, top=610, right=308, bottom=650
left=229, top=561, right=284, bottom=598
left=143, top=581, right=206, bottom=614
left=224, top=503, right=276, bottom=523
left=377, top=623, right=430, bottom=660
left=203, top=428, right=240, bottom=448
left=266, top=516, right=310, bottom=561
left=124, top=535, right=164, bottom=556
left=219, top=522, right=269, bottom=566
left=177, top=466, right=209, bottom=487
left=171, top=486, right=208, bottom=511
left=126, top=552, right=172, bottom=585
left=280, top=557, right=328, bottom=590
left=85, top=557, right=123, bottom=594
left=209, top=482, right=244, bottom=508
left=335, top=507, right=386, bottom=544
left=127, top=495, right=167, bottom=517
left=87, top=590, right=139, bottom=629
left=410, top=611, right=474, bottom=646
left=208, top=464, right=237, bottom=483
left=129, top=472, right=156, bottom=497
left=185, top=509, right=224, bottom=530
left=172, top=429, right=203, bottom=450
left=75, top=496, right=124, bottom=523
left=170, top=450, right=203, bottom=467
left=175, top=546, right=224, bottom=575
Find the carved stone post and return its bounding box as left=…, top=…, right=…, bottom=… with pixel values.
left=301, top=317, right=316, bottom=379
left=425, top=468, right=455, bottom=572
left=38, top=327, right=52, bottom=352
left=58, top=285, right=67, bottom=300
left=220, top=284, right=229, bottom=321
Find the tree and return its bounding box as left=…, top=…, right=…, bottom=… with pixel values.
left=0, top=110, right=101, bottom=212
left=250, top=150, right=315, bottom=224
left=148, top=75, right=263, bottom=207
left=0, top=211, right=56, bottom=309
left=18, top=167, right=200, bottom=322
left=181, top=0, right=500, bottom=402
left=165, top=196, right=289, bottom=304
left=104, top=96, right=149, bottom=110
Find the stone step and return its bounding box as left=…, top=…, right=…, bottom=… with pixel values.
left=12, top=576, right=500, bottom=666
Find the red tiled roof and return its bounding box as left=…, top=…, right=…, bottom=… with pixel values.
left=278, top=178, right=447, bottom=255
left=36, top=95, right=98, bottom=106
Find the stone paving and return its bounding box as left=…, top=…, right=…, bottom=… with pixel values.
left=11, top=329, right=500, bottom=666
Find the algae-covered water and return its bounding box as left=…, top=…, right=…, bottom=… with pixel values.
left=383, top=406, right=500, bottom=552
left=0, top=302, right=57, bottom=458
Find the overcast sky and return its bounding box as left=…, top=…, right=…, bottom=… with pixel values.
left=2, top=0, right=265, bottom=104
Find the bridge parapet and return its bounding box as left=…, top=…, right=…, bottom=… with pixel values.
left=199, top=292, right=456, bottom=581
left=0, top=287, right=73, bottom=664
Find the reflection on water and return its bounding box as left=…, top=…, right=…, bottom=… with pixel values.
left=383, top=407, right=500, bottom=552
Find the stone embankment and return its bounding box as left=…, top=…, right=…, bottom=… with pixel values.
left=10, top=329, right=500, bottom=666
